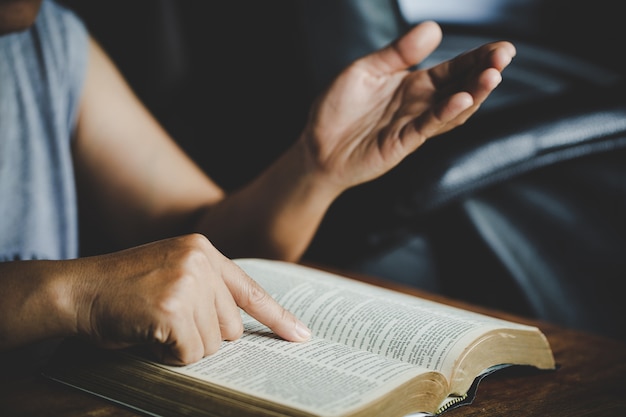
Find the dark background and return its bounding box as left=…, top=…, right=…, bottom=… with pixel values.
left=58, top=0, right=626, bottom=341
left=59, top=0, right=625, bottom=190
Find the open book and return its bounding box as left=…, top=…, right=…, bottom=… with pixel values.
left=43, top=258, right=556, bottom=417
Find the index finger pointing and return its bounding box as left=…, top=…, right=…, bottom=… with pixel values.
left=223, top=263, right=312, bottom=343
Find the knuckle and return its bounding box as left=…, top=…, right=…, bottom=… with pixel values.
left=185, top=233, right=220, bottom=257
left=183, top=232, right=211, bottom=248
left=278, top=305, right=292, bottom=323
left=241, top=281, right=270, bottom=309
left=175, top=234, right=222, bottom=276
left=180, top=247, right=207, bottom=272
left=171, top=249, right=210, bottom=282
left=154, top=294, right=186, bottom=320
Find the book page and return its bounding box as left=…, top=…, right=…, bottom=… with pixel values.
left=158, top=318, right=435, bottom=417
left=235, top=259, right=538, bottom=379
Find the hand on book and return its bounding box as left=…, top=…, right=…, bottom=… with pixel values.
left=75, top=234, right=312, bottom=365
left=0, top=234, right=311, bottom=365
left=45, top=259, right=556, bottom=417
left=296, top=20, right=516, bottom=191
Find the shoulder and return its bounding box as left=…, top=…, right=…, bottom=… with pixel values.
left=0, top=1, right=90, bottom=104
left=34, top=0, right=89, bottom=82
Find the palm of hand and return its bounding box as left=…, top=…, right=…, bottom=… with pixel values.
left=300, top=21, right=513, bottom=192
left=306, top=63, right=442, bottom=188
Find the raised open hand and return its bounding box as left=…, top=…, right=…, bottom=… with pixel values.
left=299, top=21, right=516, bottom=191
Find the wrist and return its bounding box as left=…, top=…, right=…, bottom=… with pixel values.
left=289, top=132, right=345, bottom=201
left=44, top=257, right=104, bottom=341
left=43, top=260, right=85, bottom=339
left=0, top=259, right=85, bottom=351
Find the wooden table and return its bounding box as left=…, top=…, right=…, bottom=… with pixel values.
left=2, top=273, right=625, bottom=417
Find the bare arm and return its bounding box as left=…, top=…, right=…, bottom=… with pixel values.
left=0, top=235, right=310, bottom=364
left=72, top=38, right=225, bottom=250
left=1, top=21, right=514, bottom=359
left=195, top=21, right=516, bottom=260
left=74, top=22, right=514, bottom=261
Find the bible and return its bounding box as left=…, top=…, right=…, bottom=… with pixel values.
left=43, top=258, right=556, bottom=417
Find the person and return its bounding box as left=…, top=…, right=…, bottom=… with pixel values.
left=0, top=0, right=516, bottom=365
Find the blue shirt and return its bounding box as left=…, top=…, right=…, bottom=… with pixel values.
left=0, top=0, right=88, bottom=261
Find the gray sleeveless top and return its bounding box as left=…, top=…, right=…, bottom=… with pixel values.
left=0, top=0, right=88, bottom=261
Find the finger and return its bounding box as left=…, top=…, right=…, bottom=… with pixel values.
left=224, top=263, right=311, bottom=343
left=488, top=42, right=517, bottom=72
left=459, top=66, right=504, bottom=112
left=398, top=90, right=474, bottom=150
left=429, top=41, right=515, bottom=88
left=361, top=21, right=443, bottom=75
left=458, top=41, right=516, bottom=73
left=396, top=65, right=504, bottom=152
left=211, top=278, right=244, bottom=342
left=155, top=317, right=206, bottom=366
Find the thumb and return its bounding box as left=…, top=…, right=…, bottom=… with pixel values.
left=225, top=263, right=312, bottom=342
left=362, top=20, right=443, bottom=75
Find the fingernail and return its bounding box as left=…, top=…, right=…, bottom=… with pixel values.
left=295, top=320, right=312, bottom=341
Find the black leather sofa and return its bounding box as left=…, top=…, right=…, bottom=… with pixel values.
left=299, top=0, right=626, bottom=342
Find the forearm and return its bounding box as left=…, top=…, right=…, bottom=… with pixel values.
left=0, top=237, right=311, bottom=361
left=0, top=260, right=79, bottom=351
left=195, top=139, right=343, bottom=261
